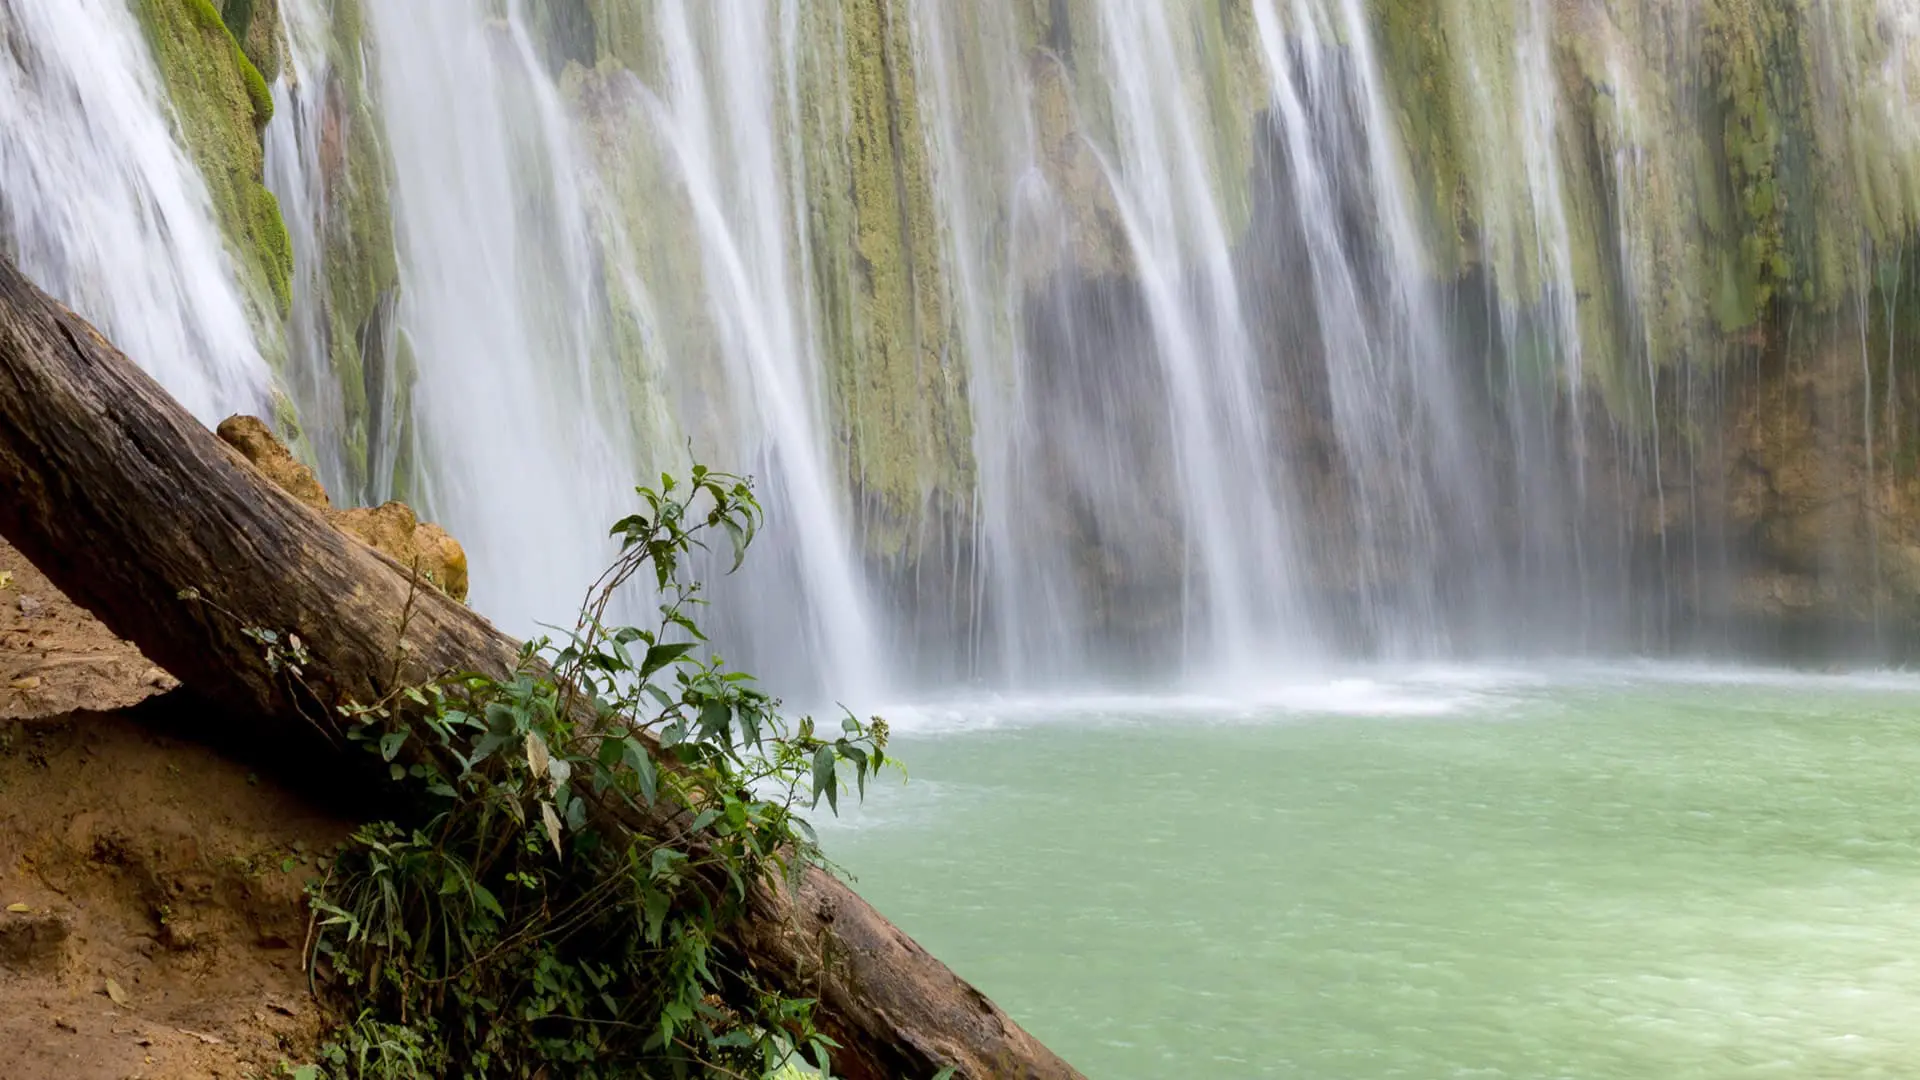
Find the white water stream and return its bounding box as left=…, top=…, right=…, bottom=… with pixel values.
left=0, top=0, right=268, bottom=422
left=5, top=0, right=1920, bottom=702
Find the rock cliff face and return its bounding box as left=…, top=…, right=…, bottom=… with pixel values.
left=135, top=0, right=290, bottom=339
left=130, top=0, right=1920, bottom=661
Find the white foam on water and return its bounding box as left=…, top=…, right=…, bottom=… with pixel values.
left=864, top=659, right=1920, bottom=738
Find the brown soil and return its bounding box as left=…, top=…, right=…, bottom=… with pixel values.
left=0, top=540, right=351, bottom=1079
left=0, top=541, right=177, bottom=719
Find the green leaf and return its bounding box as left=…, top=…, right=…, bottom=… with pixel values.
left=597, top=737, right=624, bottom=769
left=722, top=517, right=749, bottom=573
left=640, top=641, right=696, bottom=677
left=648, top=846, right=686, bottom=881
left=811, top=746, right=836, bottom=812
left=623, top=741, right=658, bottom=805
left=469, top=731, right=509, bottom=767
left=378, top=730, right=407, bottom=762
left=484, top=702, right=518, bottom=735
left=641, top=888, right=669, bottom=943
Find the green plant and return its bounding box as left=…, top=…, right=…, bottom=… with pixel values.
left=300, top=468, right=894, bottom=1079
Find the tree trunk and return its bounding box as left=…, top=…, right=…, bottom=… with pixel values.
left=0, top=257, right=1082, bottom=1080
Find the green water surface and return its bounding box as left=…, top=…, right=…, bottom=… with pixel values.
left=820, top=666, right=1920, bottom=1079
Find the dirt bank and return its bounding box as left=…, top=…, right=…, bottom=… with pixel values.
left=0, top=540, right=349, bottom=1079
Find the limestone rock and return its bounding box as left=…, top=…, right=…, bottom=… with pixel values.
left=216, top=415, right=329, bottom=512
left=331, top=503, right=470, bottom=603
left=217, top=416, right=468, bottom=602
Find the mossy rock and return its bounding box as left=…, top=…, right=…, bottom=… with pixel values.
left=831, top=0, right=976, bottom=557
left=135, top=0, right=292, bottom=335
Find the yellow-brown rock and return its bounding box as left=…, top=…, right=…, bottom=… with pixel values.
left=217, top=415, right=468, bottom=603
left=330, top=503, right=469, bottom=603
left=216, top=415, right=329, bottom=512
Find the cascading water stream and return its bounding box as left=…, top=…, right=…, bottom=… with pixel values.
left=262, top=0, right=889, bottom=703
left=359, top=3, right=639, bottom=638
left=0, top=0, right=268, bottom=423
left=10, top=0, right=1920, bottom=698
left=1090, top=0, right=1305, bottom=674
left=1255, top=0, right=1448, bottom=652
left=904, top=0, right=1070, bottom=684
left=634, top=0, right=885, bottom=703
left=265, top=0, right=360, bottom=499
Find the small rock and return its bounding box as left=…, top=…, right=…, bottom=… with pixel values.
left=53, top=1016, right=75, bottom=1033
left=216, top=415, right=330, bottom=510
left=15, top=595, right=42, bottom=617
left=0, top=909, right=69, bottom=973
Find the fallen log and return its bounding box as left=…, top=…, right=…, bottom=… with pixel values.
left=0, top=256, right=1083, bottom=1080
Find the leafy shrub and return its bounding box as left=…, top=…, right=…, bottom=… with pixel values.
left=300, top=468, right=892, bottom=1078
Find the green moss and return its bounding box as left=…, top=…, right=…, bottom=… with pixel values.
left=238, top=47, right=273, bottom=128
left=181, top=0, right=224, bottom=31
left=1370, top=0, right=1473, bottom=273
left=135, top=0, right=293, bottom=345
left=251, top=184, right=293, bottom=309
left=1193, top=0, right=1267, bottom=240
left=384, top=329, right=421, bottom=505
left=1701, top=0, right=1796, bottom=327
left=832, top=0, right=974, bottom=557
left=219, top=0, right=255, bottom=37
left=316, top=0, right=405, bottom=499
left=587, top=0, right=659, bottom=84
left=270, top=387, right=302, bottom=442
left=556, top=59, right=689, bottom=479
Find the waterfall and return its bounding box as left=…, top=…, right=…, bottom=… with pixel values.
left=10, top=0, right=1920, bottom=695
left=266, top=0, right=352, bottom=497
left=908, top=0, right=1314, bottom=683
left=355, top=3, right=639, bottom=638
left=0, top=0, right=268, bottom=423
left=1085, top=2, right=1305, bottom=673
left=1253, top=0, right=1480, bottom=654
left=634, top=0, right=885, bottom=701
left=268, top=0, right=885, bottom=700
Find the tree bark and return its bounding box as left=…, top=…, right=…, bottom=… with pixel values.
left=0, top=256, right=1082, bottom=1080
